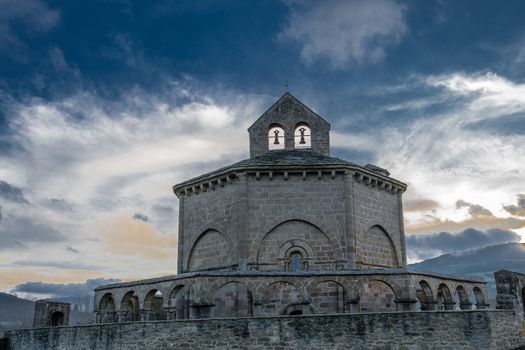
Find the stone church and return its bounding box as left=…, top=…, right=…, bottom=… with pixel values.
left=6, top=93, right=525, bottom=350
left=93, top=92, right=488, bottom=322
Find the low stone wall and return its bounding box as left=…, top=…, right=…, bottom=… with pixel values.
left=3, top=310, right=524, bottom=350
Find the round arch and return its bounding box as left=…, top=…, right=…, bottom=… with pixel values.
left=358, top=279, right=397, bottom=313
left=262, top=281, right=302, bottom=316
left=186, top=228, right=235, bottom=271
left=143, top=289, right=166, bottom=320
left=212, top=281, right=253, bottom=318
left=268, top=123, right=285, bottom=150
left=436, top=283, right=454, bottom=310
left=249, top=215, right=344, bottom=264
left=472, top=287, right=486, bottom=309
left=357, top=224, right=400, bottom=268
left=168, top=285, right=189, bottom=320
left=120, top=291, right=140, bottom=322
left=293, top=122, right=311, bottom=149
left=416, top=280, right=434, bottom=311
left=310, top=280, right=347, bottom=314
left=456, top=286, right=470, bottom=310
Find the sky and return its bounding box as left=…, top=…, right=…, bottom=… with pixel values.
left=1, top=0, right=525, bottom=297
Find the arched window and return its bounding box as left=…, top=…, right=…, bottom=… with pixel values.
left=290, top=251, right=303, bottom=271
left=268, top=124, right=285, bottom=150
left=294, top=123, right=311, bottom=149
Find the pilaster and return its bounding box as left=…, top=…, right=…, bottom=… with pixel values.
left=343, top=170, right=356, bottom=269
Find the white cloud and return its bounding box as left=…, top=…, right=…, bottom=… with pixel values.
left=335, top=72, right=525, bottom=239
left=279, top=0, right=407, bottom=68
left=0, top=83, right=268, bottom=290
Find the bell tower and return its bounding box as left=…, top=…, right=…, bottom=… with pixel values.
left=248, top=92, right=331, bottom=158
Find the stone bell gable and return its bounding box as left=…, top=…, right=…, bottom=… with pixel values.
left=248, top=92, right=330, bottom=158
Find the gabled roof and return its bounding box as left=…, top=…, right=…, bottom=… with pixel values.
left=247, top=92, right=330, bottom=131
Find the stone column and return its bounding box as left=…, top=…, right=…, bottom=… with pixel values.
left=177, top=193, right=185, bottom=274
left=346, top=299, right=360, bottom=313
left=395, top=298, right=418, bottom=312
left=343, top=171, right=356, bottom=269
left=396, top=190, right=408, bottom=267
left=140, top=309, right=151, bottom=321
left=236, top=172, right=249, bottom=271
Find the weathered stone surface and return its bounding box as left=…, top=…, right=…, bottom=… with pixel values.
left=33, top=300, right=70, bottom=328
left=4, top=311, right=524, bottom=350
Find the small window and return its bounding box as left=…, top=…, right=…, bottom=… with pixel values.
left=268, top=124, right=285, bottom=150
left=290, top=251, right=303, bottom=271
left=294, top=124, right=311, bottom=149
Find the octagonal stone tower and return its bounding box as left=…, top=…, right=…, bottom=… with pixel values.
left=173, top=92, right=408, bottom=274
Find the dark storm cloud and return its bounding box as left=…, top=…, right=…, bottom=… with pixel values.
left=503, top=194, right=525, bottom=217
left=456, top=200, right=493, bottom=217
left=0, top=180, right=29, bottom=204
left=0, top=216, right=66, bottom=250
left=406, top=228, right=521, bottom=261
left=132, top=212, right=149, bottom=222
left=13, top=278, right=121, bottom=297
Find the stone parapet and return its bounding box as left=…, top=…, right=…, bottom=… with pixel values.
left=4, top=310, right=524, bottom=350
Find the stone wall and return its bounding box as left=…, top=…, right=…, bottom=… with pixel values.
left=496, top=269, right=525, bottom=320
left=3, top=311, right=524, bottom=350
left=93, top=270, right=488, bottom=321
left=353, top=179, right=405, bottom=268
left=181, top=180, right=240, bottom=273
left=247, top=173, right=346, bottom=271
left=33, top=300, right=70, bottom=328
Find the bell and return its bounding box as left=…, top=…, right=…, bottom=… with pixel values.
left=273, top=130, right=280, bottom=145
left=299, top=128, right=306, bottom=144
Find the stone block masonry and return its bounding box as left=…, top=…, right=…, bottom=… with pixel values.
left=4, top=310, right=525, bottom=350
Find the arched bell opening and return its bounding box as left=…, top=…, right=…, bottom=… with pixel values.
left=268, top=124, right=285, bottom=150
left=294, top=122, right=311, bottom=149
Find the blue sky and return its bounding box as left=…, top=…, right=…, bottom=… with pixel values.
left=1, top=0, right=525, bottom=295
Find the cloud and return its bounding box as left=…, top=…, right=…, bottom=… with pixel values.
left=132, top=212, right=149, bottom=222
left=0, top=80, right=269, bottom=291
left=46, top=198, right=74, bottom=212
left=404, top=199, right=440, bottom=212
left=335, top=71, right=525, bottom=238
left=456, top=199, right=493, bottom=217
left=406, top=213, right=525, bottom=235
left=0, top=0, right=60, bottom=57
left=13, top=278, right=121, bottom=297
left=279, top=0, right=407, bottom=68
left=12, top=260, right=100, bottom=271
left=0, top=216, right=66, bottom=250
left=0, top=180, right=29, bottom=204
left=406, top=228, right=521, bottom=261
left=66, top=246, right=80, bottom=253
left=97, top=215, right=177, bottom=260
left=503, top=194, right=525, bottom=217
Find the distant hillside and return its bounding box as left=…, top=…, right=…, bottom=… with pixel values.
left=409, top=242, right=525, bottom=299
left=0, top=293, right=93, bottom=331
